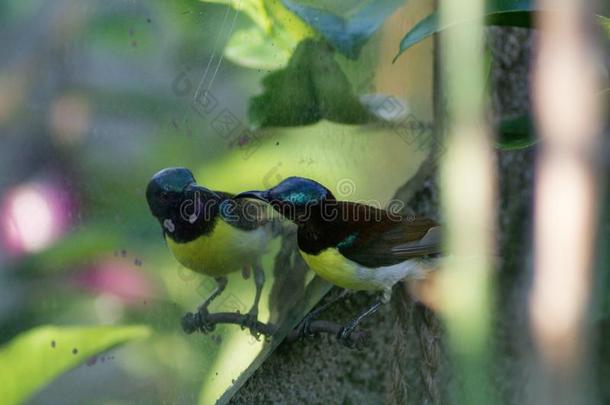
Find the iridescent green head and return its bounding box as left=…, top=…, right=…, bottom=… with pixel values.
left=235, top=177, right=335, bottom=223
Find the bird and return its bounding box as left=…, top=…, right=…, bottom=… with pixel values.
left=235, top=176, right=441, bottom=345
left=145, top=167, right=273, bottom=335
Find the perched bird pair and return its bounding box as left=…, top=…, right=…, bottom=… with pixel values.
left=146, top=168, right=273, bottom=334
left=146, top=168, right=441, bottom=343
left=235, top=177, right=441, bottom=344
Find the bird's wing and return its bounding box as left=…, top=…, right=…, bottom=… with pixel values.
left=338, top=205, right=441, bottom=268
left=217, top=192, right=271, bottom=231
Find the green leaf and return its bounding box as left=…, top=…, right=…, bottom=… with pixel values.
left=200, top=0, right=273, bottom=32
left=395, top=0, right=539, bottom=61
left=496, top=113, right=537, bottom=150
left=266, top=0, right=317, bottom=40
left=395, top=1, right=610, bottom=61
left=224, top=26, right=292, bottom=70
left=0, top=325, right=150, bottom=405
left=248, top=40, right=373, bottom=128
left=201, top=0, right=314, bottom=70
left=282, top=0, right=404, bottom=59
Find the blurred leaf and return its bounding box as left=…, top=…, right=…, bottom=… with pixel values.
left=598, top=15, right=610, bottom=38
left=0, top=325, right=150, bottom=405
left=14, top=228, right=121, bottom=275
left=266, top=0, right=316, bottom=40
left=225, top=26, right=292, bottom=69
left=496, top=113, right=537, bottom=150
left=200, top=0, right=273, bottom=31
left=395, top=0, right=539, bottom=61
left=248, top=40, right=372, bottom=128
left=395, top=2, right=610, bottom=61
left=202, top=0, right=314, bottom=70
left=282, top=0, right=403, bottom=59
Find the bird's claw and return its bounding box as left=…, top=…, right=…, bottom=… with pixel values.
left=240, top=311, right=261, bottom=339
left=336, top=325, right=363, bottom=349
left=297, top=313, right=317, bottom=338
left=181, top=310, right=215, bottom=335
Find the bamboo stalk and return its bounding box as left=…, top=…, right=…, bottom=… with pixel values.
left=438, top=0, right=496, bottom=403
left=530, top=0, right=605, bottom=402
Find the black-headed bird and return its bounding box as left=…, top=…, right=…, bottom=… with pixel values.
left=146, top=167, right=273, bottom=334
left=236, top=176, right=441, bottom=344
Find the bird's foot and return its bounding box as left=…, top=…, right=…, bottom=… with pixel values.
left=241, top=266, right=251, bottom=280
left=240, top=310, right=261, bottom=339
left=181, top=309, right=215, bottom=335
left=295, top=312, right=318, bottom=339
left=336, top=323, right=363, bottom=349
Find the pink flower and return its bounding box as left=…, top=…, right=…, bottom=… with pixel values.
left=76, top=259, right=156, bottom=305
left=1, top=181, right=73, bottom=256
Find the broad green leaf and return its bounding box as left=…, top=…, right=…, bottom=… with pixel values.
left=282, top=0, right=404, bottom=59
left=248, top=40, right=372, bottom=128
left=496, top=113, right=537, bottom=150
left=225, top=26, right=292, bottom=70
left=395, top=0, right=539, bottom=61
left=0, top=325, right=150, bottom=405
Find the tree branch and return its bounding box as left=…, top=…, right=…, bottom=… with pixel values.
left=181, top=311, right=277, bottom=337
left=181, top=311, right=367, bottom=347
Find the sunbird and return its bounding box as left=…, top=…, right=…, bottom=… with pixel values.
left=236, top=176, right=441, bottom=344
left=146, top=167, right=273, bottom=333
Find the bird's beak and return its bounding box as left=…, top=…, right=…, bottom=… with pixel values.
left=235, top=190, right=270, bottom=202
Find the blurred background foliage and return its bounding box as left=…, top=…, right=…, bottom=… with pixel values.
left=0, top=1, right=265, bottom=402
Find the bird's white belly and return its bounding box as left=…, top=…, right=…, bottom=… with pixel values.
left=356, top=259, right=428, bottom=290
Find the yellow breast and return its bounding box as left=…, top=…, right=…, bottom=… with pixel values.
left=299, top=248, right=380, bottom=291
left=166, top=220, right=269, bottom=277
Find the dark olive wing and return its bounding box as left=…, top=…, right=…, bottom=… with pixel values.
left=217, top=191, right=271, bottom=231
left=338, top=209, right=441, bottom=268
